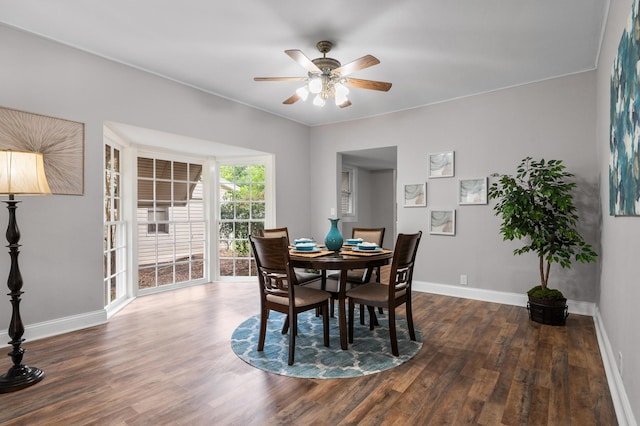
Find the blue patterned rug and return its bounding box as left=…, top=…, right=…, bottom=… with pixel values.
left=230, top=310, right=422, bottom=378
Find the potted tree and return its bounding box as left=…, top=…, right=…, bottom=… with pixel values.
left=488, top=157, right=597, bottom=325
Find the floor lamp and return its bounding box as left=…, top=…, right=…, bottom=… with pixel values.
left=0, top=150, right=50, bottom=393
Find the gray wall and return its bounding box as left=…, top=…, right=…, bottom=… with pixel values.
left=597, top=0, right=640, bottom=419
left=310, top=72, right=599, bottom=302
left=0, top=24, right=311, bottom=328
left=370, top=169, right=395, bottom=249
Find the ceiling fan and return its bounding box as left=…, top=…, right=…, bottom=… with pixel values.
left=254, top=41, right=392, bottom=108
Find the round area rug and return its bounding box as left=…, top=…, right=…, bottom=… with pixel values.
left=231, top=310, right=422, bottom=378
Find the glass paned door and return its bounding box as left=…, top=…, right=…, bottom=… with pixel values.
left=137, top=156, right=206, bottom=290
left=104, top=144, right=127, bottom=307
left=218, top=164, right=265, bottom=277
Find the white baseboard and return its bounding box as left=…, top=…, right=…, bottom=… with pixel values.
left=412, top=280, right=595, bottom=315
left=412, top=280, right=635, bottom=426
left=594, top=307, right=638, bottom=426
left=0, top=309, right=107, bottom=348
left=413, top=280, right=527, bottom=306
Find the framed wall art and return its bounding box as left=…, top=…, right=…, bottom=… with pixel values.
left=610, top=0, right=640, bottom=215
left=429, top=209, right=455, bottom=235
left=428, top=151, right=454, bottom=178
left=403, top=183, right=426, bottom=207
left=458, top=177, right=488, bottom=205
left=0, top=106, right=84, bottom=195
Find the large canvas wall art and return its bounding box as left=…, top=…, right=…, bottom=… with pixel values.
left=0, top=106, right=84, bottom=195
left=610, top=0, right=640, bottom=216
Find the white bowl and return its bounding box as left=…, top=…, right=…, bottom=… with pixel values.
left=294, top=242, right=317, bottom=251
left=356, top=242, right=378, bottom=250
left=294, top=238, right=314, bottom=244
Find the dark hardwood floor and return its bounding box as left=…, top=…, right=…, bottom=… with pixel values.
left=0, top=282, right=616, bottom=425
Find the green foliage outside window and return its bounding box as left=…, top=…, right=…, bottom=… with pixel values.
left=219, top=164, right=266, bottom=276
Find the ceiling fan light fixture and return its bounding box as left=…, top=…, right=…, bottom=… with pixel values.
left=334, top=83, right=348, bottom=106
left=335, top=82, right=349, bottom=97
left=296, top=86, right=309, bottom=101
left=255, top=41, right=390, bottom=109
left=308, top=78, right=322, bottom=94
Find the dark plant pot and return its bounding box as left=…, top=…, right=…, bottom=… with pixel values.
left=527, top=296, right=568, bottom=326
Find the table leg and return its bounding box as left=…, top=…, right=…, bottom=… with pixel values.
left=339, top=270, right=348, bottom=350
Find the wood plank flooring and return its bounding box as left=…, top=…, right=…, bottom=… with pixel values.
left=0, top=282, right=616, bottom=425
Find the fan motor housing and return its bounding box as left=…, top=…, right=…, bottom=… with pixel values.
left=312, top=57, right=341, bottom=73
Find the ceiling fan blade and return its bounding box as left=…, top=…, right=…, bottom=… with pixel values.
left=285, top=49, right=321, bottom=73
left=283, top=94, right=301, bottom=104
left=333, top=55, right=380, bottom=77
left=338, top=100, right=352, bottom=108
left=254, top=77, right=307, bottom=82
left=344, top=78, right=392, bottom=92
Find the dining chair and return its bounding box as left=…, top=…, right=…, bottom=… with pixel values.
left=259, top=227, right=322, bottom=284
left=346, top=231, right=422, bottom=356
left=346, top=227, right=386, bottom=282
left=328, top=227, right=385, bottom=321
left=249, top=235, right=330, bottom=365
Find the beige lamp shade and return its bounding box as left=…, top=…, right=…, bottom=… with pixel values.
left=0, top=150, right=51, bottom=195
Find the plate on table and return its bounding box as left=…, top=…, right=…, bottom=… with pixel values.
left=292, top=247, right=322, bottom=253
left=352, top=247, right=383, bottom=253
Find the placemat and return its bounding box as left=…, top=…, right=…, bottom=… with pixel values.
left=289, top=250, right=333, bottom=258
left=341, top=248, right=392, bottom=256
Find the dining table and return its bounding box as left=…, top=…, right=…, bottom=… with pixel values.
left=289, top=246, right=393, bottom=350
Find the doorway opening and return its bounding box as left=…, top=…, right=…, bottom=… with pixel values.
left=338, top=146, right=397, bottom=248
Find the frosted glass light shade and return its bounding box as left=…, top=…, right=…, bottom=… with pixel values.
left=0, top=150, right=51, bottom=195
left=335, top=95, right=348, bottom=106
left=334, top=83, right=349, bottom=98
left=308, top=78, right=322, bottom=94
left=313, top=95, right=326, bottom=107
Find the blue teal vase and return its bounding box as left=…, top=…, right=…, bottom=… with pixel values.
left=324, top=218, right=343, bottom=251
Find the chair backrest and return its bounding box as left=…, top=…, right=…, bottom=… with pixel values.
left=388, top=231, right=422, bottom=293
left=249, top=235, right=297, bottom=299
left=352, top=227, right=386, bottom=282
left=352, top=227, right=385, bottom=247
left=259, top=227, right=291, bottom=245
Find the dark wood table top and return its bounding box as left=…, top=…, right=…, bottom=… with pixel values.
left=289, top=249, right=393, bottom=270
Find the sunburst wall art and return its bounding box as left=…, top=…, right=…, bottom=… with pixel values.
left=610, top=0, right=640, bottom=216
left=0, top=106, right=84, bottom=195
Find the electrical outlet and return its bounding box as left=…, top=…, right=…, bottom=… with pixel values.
left=618, top=351, right=623, bottom=377
left=460, top=274, right=468, bottom=285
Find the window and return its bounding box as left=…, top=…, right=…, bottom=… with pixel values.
left=147, top=208, right=169, bottom=234
left=137, top=156, right=206, bottom=290
left=218, top=164, right=265, bottom=277
left=341, top=166, right=357, bottom=219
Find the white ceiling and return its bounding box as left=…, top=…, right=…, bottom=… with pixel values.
left=0, top=1, right=608, bottom=127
